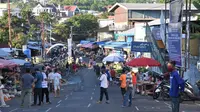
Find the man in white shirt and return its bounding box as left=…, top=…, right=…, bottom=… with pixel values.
left=97, top=69, right=109, bottom=104
left=48, top=69, right=54, bottom=93
left=41, top=67, right=51, bottom=104
left=52, top=69, right=62, bottom=97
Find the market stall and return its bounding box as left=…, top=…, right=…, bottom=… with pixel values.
left=126, top=57, right=161, bottom=95
left=0, top=59, right=20, bottom=106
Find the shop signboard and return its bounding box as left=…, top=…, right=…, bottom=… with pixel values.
left=131, top=42, right=152, bottom=52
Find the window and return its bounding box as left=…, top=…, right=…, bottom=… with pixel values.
left=131, top=10, right=144, bottom=18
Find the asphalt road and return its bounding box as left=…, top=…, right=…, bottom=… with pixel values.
left=1, top=68, right=200, bottom=112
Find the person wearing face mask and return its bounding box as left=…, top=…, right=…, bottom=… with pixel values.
left=167, top=61, right=184, bottom=112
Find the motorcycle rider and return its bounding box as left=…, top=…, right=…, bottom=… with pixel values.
left=167, top=61, right=185, bottom=112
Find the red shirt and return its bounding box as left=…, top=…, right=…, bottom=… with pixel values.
left=110, top=69, right=116, bottom=77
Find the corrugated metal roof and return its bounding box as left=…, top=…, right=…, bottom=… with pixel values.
left=109, top=3, right=198, bottom=12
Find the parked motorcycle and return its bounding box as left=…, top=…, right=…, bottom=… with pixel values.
left=153, top=80, right=170, bottom=101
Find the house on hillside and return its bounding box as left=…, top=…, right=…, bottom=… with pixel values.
left=32, top=3, right=57, bottom=16
left=63, top=5, right=80, bottom=17
left=108, top=3, right=198, bottom=31
left=0, top=3, right=21, bottom=17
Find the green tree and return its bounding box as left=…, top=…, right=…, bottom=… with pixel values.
left=52, top=23, right=69, bottom=40
left=36, top=12, right=54, bottom=24
left=0, top=12, right=27, bottom=48
left=99, top=12, right=109, bottom=19
left=90, top=3, right=99, bottom=11
left=67, top=14, right=99, bottom=36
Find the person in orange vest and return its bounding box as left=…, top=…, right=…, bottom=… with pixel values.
left=131, top=71, right=137, bottom=99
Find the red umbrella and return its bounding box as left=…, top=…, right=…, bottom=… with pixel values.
left=126, top=57, right=161, bottom=67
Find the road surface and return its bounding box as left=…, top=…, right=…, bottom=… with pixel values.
left=1, top=68, right=200, bottom=112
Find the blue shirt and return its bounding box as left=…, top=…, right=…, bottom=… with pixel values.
left=169, top=70, right=185, bottom=97
left=35, top=71, right=43, bottom=88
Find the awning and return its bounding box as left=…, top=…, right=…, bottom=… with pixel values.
left=103, top=42, right=131, bottom=49
left=81, top=42, right=94, bottom=49
left=115, top=28, right=134, bottom=37
left=80, top=40, right=90, bottom=44
left=0, top=49, right=9, bottom=57
left=10, top=59, right=30, bottom=66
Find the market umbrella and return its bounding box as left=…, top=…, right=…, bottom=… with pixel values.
left=103, top=54, right=124, bottom=62
left=0, top=59, right=18, bottom=69
left=126, top=57, right=161, bottom=67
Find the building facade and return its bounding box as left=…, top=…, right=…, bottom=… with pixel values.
left=108, top=3, right=198, bottom=31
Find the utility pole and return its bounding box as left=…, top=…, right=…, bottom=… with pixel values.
left=187, top=0, right=192, bottom=69
left=50, top=22, right=52, bottom=45
left=7, top=0, right=12, bottom=50
left=70, top=26, right=73, bottom=40
left=41, top=19, right=45, bottom=58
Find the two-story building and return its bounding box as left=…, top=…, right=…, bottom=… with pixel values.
left=108, top=3, right=198, bottom=31
left=32, top=3, right=57, bottom=16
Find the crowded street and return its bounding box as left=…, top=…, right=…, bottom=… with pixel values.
left=1, top=0, right=200, bottom=112
left=1, top=62, right=200, bottom=112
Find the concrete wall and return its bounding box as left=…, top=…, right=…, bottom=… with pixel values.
left=114, top=7, right=128, bottom=27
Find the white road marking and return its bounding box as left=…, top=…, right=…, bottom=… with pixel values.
left=195, top=103, right=200, bottom=106
left=66, top=95, right=69, bottom=97
left=92, top=92, right=94, bottom=95
left=168, top=106, right=172, bottom=109
left=9, top=108, right=19, bottom=112
left=94, top=89, right=95, bottom=91
left=155, top=100, right=159, bottom=102
left=164, top=102, right=171, bottom=106
left=90, top=97, right=93, bottom=100
left=56, top=104, right=60, bottom=107
left=135, top=106, right=139, bottom=111
left=58, top=100, right=62, bottom=103
left=65, top=97, right=68, bottom=100
left=87, top=103, right=91, bottom=108
left=70, top=92, right=73, bottom=95
left=46, top=108, right=52, bottom=112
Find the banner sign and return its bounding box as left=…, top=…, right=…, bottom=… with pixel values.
left=170, top=0, right=184, bottom=23
left=168, top=31, right=182, bottom=67
left=131, top=42, right=152, bottom=52
left=152, top=28, right=161, bottom=40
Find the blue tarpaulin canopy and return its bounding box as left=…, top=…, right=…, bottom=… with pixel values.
left=102, top=41, right=131, bottom=49
left=114, top=28, right=134, bottom=40
left=80, top=40, right=91, bottom=44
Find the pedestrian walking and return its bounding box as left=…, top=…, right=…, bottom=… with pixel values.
left=122, top=70, right=133, bottom=107
left=110, top=67, right=116, bottom=84
left=131, top=71, right=137, bottom=99
left=97, top=69, right=109, bottom=104
left=41, top=67, right=51, bottom=104
left=168, top=61, right=184, bottom=112
left=32, top=68, right=43, bottom=106
left=52, top=69, right=62, bottom=97
left=48, top=69, right=54, bottom=93
left=119, top=70, right=127, bottom=100
left=20, top=68, right=34, bottom=107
